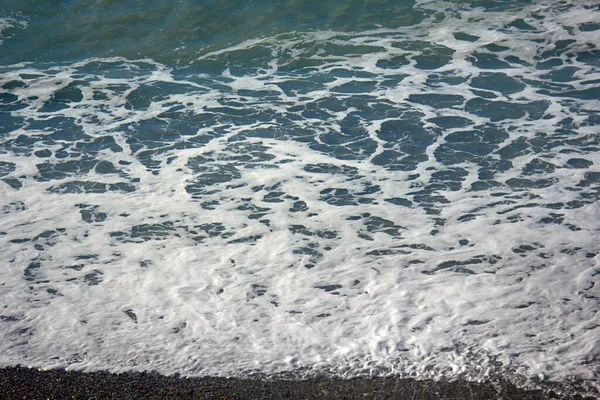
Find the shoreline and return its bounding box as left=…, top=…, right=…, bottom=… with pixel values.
left=0, top=366, right=596, bottom=399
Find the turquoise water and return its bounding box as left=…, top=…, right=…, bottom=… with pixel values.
left=1, top=0, right=599, bottom=396
left=1, top=0, right=427, bottom=65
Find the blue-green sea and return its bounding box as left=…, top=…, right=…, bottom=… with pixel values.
left=1, top=0, right=599, bottom=396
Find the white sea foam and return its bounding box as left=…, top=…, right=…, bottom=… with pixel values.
left=0, top=0, right=599, bottom=396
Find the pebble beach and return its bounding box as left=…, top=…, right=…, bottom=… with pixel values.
left=1, top=366, right=597, bottom=399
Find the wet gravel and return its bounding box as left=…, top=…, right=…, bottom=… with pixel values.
left=0, top=366, right=596, bottom=399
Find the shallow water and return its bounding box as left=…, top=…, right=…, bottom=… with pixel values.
left=0, top=0, right=599, bottom=395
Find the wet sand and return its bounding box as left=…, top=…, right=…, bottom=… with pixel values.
left=0, top=366, right=596, bottom=399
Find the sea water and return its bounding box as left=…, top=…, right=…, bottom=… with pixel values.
left=0, top=0, right=599, bottom=395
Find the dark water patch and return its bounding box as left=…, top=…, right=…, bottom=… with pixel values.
left=450, top=126, right=509, bottom=144
left=384, top=197, right=412, bottom=207
left=2, top=80, right=26, bottom=90
left=412, top=47, right=454, bottom=70
left=363, top=215, right=404, bottom=237
left=470, top=89, right=496, bottom=99
left=0, top=113, right=23, bottom=135
left=409, top=188, right=450, bottom=204
left=539, top=39, right=577, bottom=60
left=408, top=94, right=464, bottom=108
left=454, top=32, right=479, bottom=42
left=263, top=191, right=285, bottom=203
left=77, top=205, right=107, bottom=223
left=186, top=162, right=241, bottom=197
left=304, top=163, right=359, bottom=177
left=458, top=214, right=478, bottom=222
left=560, top=247, right=582, bottom=256
left=435, top=142, right=495, bottom=165
left=36, top=159, right=99, bottom=181
left=293, top=246, right=322, bottom=260
left=48, top=181, right=135, bottom=194
left=1, top=177, right=21, bottom=189
left=541, top=87, right=600, bottom=100
left=471, top=73, right=525, bottom=95
left=565, top=158, right=593, bottom=169
left=236, top=201, right=271, bottom=220
left=577, top=172, right=600, bottom=187
left=95, top=161, right=120, bottom=174
left=376, top=55, right=410, bottom=69
left=228, top=235, right=263, bottom=244
left=24, top=262, right=42, bottom=281
left=0, top=161, right=16, bottom=177
left=0, top=92, right=19, bottom=104
left=424, top=259, right=478, bottom=275
left=508, top=19, right=536, bottom=31
left=52, top=83, right=84, bottom=103
left=319, top=188, right=359, bottom=206
left=429, top=116, right=473, bottom=129
left=76, top=136, right=124, bottom=155
left=513, top=243, right=544, bottom=255
left=516, top=301, right=536, bottom=309
left=289, top=225, right=338, bottom=239
left=377, top=118, right=435, bottom=152
left=315, top=284, right=343, bottom=294
left=347, top=98, right=406, bottom=120
left=468, top=53, right=511, bottom=69
left=34, top=149, right=52, bottom=158
left=579, top=22, right=600, bottom=32
left=425, top=71, right=468, bottom=87
left=187, top=222, right=227, bottom=240
left=29, top=117, right=89, bottom=143
left=130, top=222, right=177, bottom=241
left=485, top=43, right=510, bottom=52
left=32, top=229, right=65, bottom=242
left=83, top=270, right=103, bottom=286
left=540, top=66, right=580, bottom=83
left=400, top=243, right=435, bottom=252
left=522, top=158, right=556, bottom=175
left=465, top=320, right=490, bottom=326
left=331, top=80, right=378, bottom=94
left=139, top=260, right=154, bottom=269
left=220, top=142, right=277, bottom=163
left=247, top=284, right=268, bottom=300
left=289, top=200, right=309, bottom=212
left=125, top=119, right=186, bottom=153
left=539, top=213, right=564, bottom=225
left=0, top=94, right=28, bottom=112
left=424, top=254, right=503, bottom=275
left=276, top=79, right=328, bottom=96
left=10, top=238, right=31, bottom=244
left=325, top=44, right=386, bottom=58
left=497, top=203, right=541, bottom=216
left=313, top=136, right=378, bottom=161
left=465, top=98, right=548, bottom=121
left=496, top=137, right=530, bottom=159
left=366, top=249, right=410, bottom=256
left=124, top=309, right=138, bottom=323
left=430, top=169, right=468, bottom=190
